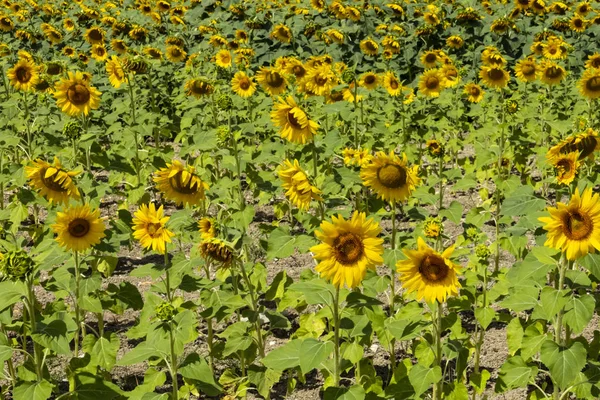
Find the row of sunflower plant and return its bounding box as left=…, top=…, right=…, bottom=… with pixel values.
left=0, top=0, right=600, bottom=399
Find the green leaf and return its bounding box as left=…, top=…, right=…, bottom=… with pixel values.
left=322, top=385, right=366, bottom=400
left=223, top=334, right=253, bottom=357
left=564, top=294, right=595, bottom=335
left=501, top=194, right=545, bottom=217
left=534, top=287, right=570, bottom=321
left=540, top=340, right=587, bottom=390
left=0, top=280, right=26, bottom=311
left=440, top=201, right=463, bottom=224
left=179, top=353, right=222, bottom=396
left=289, top=279, right=335, bottom=305
left=580, top=253, right=600, bottom=280
left=506, top=318, right=524, bottom=357
left=32, top=318, right=71, bottom=355
left=495, top=356, right=537, bottom=393
left=474, top=306, right=495, bottom=329
left=117, top=342, right=167, bottom=366
left=408, top=364, right=442, bottom=396
left=520, top=323, right=547, bottom=361
left=386, top=318, right=428, bottom=341
left=299, top=338, right=334, bottom=374
left=261, top=339, right=302, bottom=372
left=13, top=380, right=53, bottom=400
left=92, top=333, right=120, bottom=370
left=470, top=370, right=490, bottom=394
left=266, top=227, right=315, bottom=260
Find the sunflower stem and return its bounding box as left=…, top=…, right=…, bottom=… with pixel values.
left=554, top=256, right=567, bottom=345
left=388, top=202, right=398, bottom=378
left=164, top=249, right=172, bottom=302
left=438, top=153, right=444, bottom=213
left=202, top=262, right=215, bottom=374
left=494, top=103, right=506, bottom=274
left=312, top=142, right=318, bottom=181
left=238, top=259, right=265, bottom=357
left=26, top=275, right=43, bottom=381
left=229, top=112, right=245, bottom=210
left=332, top=286, right=341, bottom=387
left=73, top=251, right=82, bottom=357
left=353, top=79, right=359, bottom=148
left=168, top=321, right=179, bottom=400
left=432, top=301, right=443, bottom=400
left=22, top=90, right=33, bottom=159
left=126, top=75, right=142, bottom=186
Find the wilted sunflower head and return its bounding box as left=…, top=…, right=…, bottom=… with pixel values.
left=153, top=160, right=209, bottom=206
left=200, top=238, right=235, bottom=268
left=184, top=78, right=213, bottom=98
left=25, top=157, right=80, bottom=204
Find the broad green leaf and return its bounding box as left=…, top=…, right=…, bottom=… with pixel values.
left=408, top=364, right=441, bottom=396
left=495, top=356, right=537, bottom=393
left=470, top=370, right=490, bottom=394
left=0, top=280, right=26, bottom=311
left=299, top=338, right=334, bottom=374
left=474, top=306, right=495, bottom=329
left=261, top=339, right=302, bottom=371
left=540, top=340, right=587, bottom=390
left=223, top=334, right=253, bottom=357
left=563, top=294, right=595, bottom=335
left=32, top=318, right=71, bottom=355
left=322, top=385, right=366, bottom=400
left=440, top=201, right=463, bottom=224
left=266, top=227, right=315, bottom=260
left=580, top=253, right=600, bottom=280
left=506, top=318, right=524, bottom=356
left=117, top=342, right=167, bottom=366
left=386, top=318, right=428, bottom=341
left=534, top=287, right=570, bottom=321
left=520, top=323, right=547, bottom=361
left=179, top=353, right=222, bottom=396
left=501, top=194, right=545, bottom=217
left=92, top=333, right=120, bottom=370
left=289, top=279, right=335, bottom=305
left=13, top=380, right=53, bottom=400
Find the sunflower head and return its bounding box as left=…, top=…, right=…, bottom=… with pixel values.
left=423, top=217, right=443, bottom=239
left=256, top=67, right=287, bottom=96
left=578, top=68, right=600, bottom=100
left=551, top=152, right=579, bottom=185
left=547, top=128, right=600, bottom=160
left=155, top=301, right=177, bottom=322
left=540, top=61, right=566, bottom=85
left=54, top=71, right=102, bottom=116
left=426, top=139, right=444, bottom=157
left=418, top=69, right=446, bottom=97
left=463, top=83, right=485, bottom=103
left=51, top=204, right=106, bottom=252
left=198, top=218, right=216, bottom=240
left=200, top=238, right=235, bottom=268
left=278, top=159, right=322, bottom=210
left=271, top=96, right=319, bottom=144
left=360, top=151, right=420, bottom=203
left=184, top=78, right=214, bottom=98
left=153, top=160, right=209, bottom=207
left=132, top=203, right=175, bottom=254
left=0, top=250, right=35, bottom=281
left=231, top=71, right=256, bottom=98
left=25, top=157, right=80, bottom=204
left=7, top=58, right=39, bottom=91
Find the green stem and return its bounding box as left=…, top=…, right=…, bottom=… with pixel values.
left=238, top=260, right=264, bottom=357
left=332, top=286, right=341, bottom=387
left=312, top=142, right=318, bottom=180
left=494, top=108, right=506, bottom=273
left=433, top=302, right=443, bottom=400
left=164, top=250, right=172, bottom=302
left=0, top=150, right=4, bottom=209
left=73, top=252, right=82, bottom=357
left=353, top=81, right=359, bottom=148
left=26, top=276, right=43, bottom=381
left=230, top=113, right=245, bottom=210
left=23, top=91, right=33, bottom=159
left=438, top=152, right=444, bottom=213
left=168, top=324, right=179, bottom=400
left=96, top=313, right=104, bottom=337
left=554, top=258, right=567, bottom=345
left=389, top=202, right=398, bottom=375
left=126, top=75, right=141, bottom=186
left=202, top=263, right=215, bottom=373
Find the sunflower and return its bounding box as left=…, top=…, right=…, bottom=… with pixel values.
left=383, top=71, right=402, bottom=96
left=231, top=71, right=256, bottom=98
left=420, top=50, right=441, bottom=68
left=302, top=64, right=338, bottom=96
left=90, top=45, right=108, bottom=62
left=550, top=152, right=580, bottom=185
left=285, top=59, right=307, bottom=80
left=441, top=64, right=460, bottom=88
left=310, top=211, right=384, bottom=289
left=326, top=29, right=344, bottom=44
left=359, top=71, right=379, bottom=90
left=54, top=72, right=101, bottom=116
left=198, top=217, right=216, bottom=240
left=360, top=151, right=420, bottom=203
left=418, top=69, right=446, bottom=97
left=515, top=58, right=538, bottom=82
left=570, top=15, right=587, bottom=32
left=547, top=129, right=600, bottom=160
left=539, top=188, right=600, bottom=260
left=153, top=160, right=209, bottom=206
left=278, top=159, right=322, bottom=210
left=479, top=65, right=510, bottom=89
left=84, top=26, right=105, bottom=45
left=585, top=53, right=600, bottom=70
left=576, top=1, right=592, bottom=16
left=360, top=38, right=379, bottom=56
left=200, top=238, right=235, bottom=268
left=132, top=203, right=174, bottom=253
left=7, top=59, right=39, bottom=91
left=271, top=24, right=292, bottom=43
left=0, top=15, right=14, bottom=31
left=106, top=56, right=126, bottom=88
left=166, top=45, right=186, bottom=63
left=184, top=78, right=214, bottom=98
left=271, top=96, right=319, bottom=144
left=539, top=61, right=566, bottom=85
left=25, top=157, right=80, bottom=204
left=396, top=237, right=460, bottom=303
left=463, top=83, right=485, bottom=103
left=446, top=35, right=464, bottom=49
left=256, top=67, right=287, bottom=96
left=111, top=39, right=128, bottom=54
left=515, top=0, right=531, bottom=10
left=214, top=49, right=232, bottom=68
left=578, top=68, right=600, bottom=99
left=51, top=205, right=105, bottom=252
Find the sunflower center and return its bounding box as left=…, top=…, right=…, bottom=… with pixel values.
left=390, top=79, right=399, bottom=90
left=586, top=76, right=600, bottom=92
left=287, top=109, right=303, bottom=129
left=40, top=168, right=68, bottom=192
left=169, top=172, right=198, bottom=194
left=67, top=84, right=91, bottom=105
left=239, top=79, right=250, bottom=90
left=67, top=218, right=90, bottom=238
left=266, top=71, right=284, bottom=88
left=377, top=163, right=407, bottom=188
left=425, top=53, right=437, bottom=64
left=546, top=66, right=563, bottom=79
left=522, top=64, right=536, bottom=76
left=333, top=232, right=364, bottom=265
left=88, top=29, right=102, bottom=41
left=425, top=76, right=440, bottom=90
left=489, top=68, right=504, bottom=81
left=147, top=222, right=162, bottom=237
left=556, top=158, right=573, bottom=174
left=469, top=86, right=481, bottom=95
left=292, top=65, right=305, bottom=78
left=16, top=67, right=31, bottom=83
left=365, top=75, right=376, bottom=84
left=365, top=41, right=376, bottom=51
left=565, top=211, right=592, bottom=240
left=419, top=254, right=449, bottom=282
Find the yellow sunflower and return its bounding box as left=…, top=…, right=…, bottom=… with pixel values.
left=84, top=26, right=105, bottom=45
left=215, top=49, right=232, bottom=68
left=584, top=53, right=600, bottom=70
left=396, top=237, right=461, bottom=303
left=359, top=71, right=379, bottom=90
left=153, top=160, right=209, bottom=207
left=550, top=152, right=580, bottom=185
left=198, top=217, right=216, bottom=240
left=326, top=29, right=344, bottom=44
left=54, top=72, right=101, bottom=116
left=542, top=39, right=567, bottom=60
left=231, top=71, right=256, bottom=98
left=25, top=157, right=80, bottom=205
left=184, top=78, right=214, bottom=98
left=539, top=187, right=600, bottom=260
left=515, top=0, right=531, bottom=11
left=310, top=211, right=384, bottom=289
left=418, top=69, right=446, bottom=97
left=278, top=159, right=322, bottom=210
left=383, top=71, right=402, bottom=96
left=360, top=38, right=379, bottom=56
left=90, top=45, right=108, bottom=62
left=360, top=151, right=420, bottom=203
left=271, top=24, right=292, bottom=43
left=111, top=39, right=128, bottom=54
left=463, top=83, right=485, bottom=103
left=200, top=238, right=235, bottom=268
left=106, top=56, right=125, bottom=88
left=441, top=64, right=460, bottom=88
left=515, top=58, right=538, bottom=82
left=256, top=67, right=287, bottom=96
left=166, top=45, right=186, bottom=63
left=479, top=65, right=510, bottom=89
left=132, top=203, right=175, bottom=253
left=446, top=35, right=464, bottom=49
left=420, top=50, right=441, bottom=68
left=7, top=59, right=39, bottom=91
left=539, top=61, right=566, bottom=85
left=578, top=68, right=600, bottom=99
left=547, top=128, right=600, bottom=160
left=302, top=64, right=338, bottom=96
left=570, top=15, right=587, bottom=32
left=51, top=204, right=106, bottom=252
left=271, top=96, right=319, bottom=144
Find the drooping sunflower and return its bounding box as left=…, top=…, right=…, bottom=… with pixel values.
left=54, top=72, right=101, bottom=116
left=106, top=56, right=126, bottom=88
left=539, top=187, right=600, bottom=260
left=360, top=151, right=420, bottom=203
left=111, top=39, right=128, bottom=54
left=132, top=203, right=174, bottom=254
left=198, top=217, right=216, bottom=240
left=515, top=0, right=531, bottom=11
left=256, top=67, right=287, bottom=96
left=271, top=96, right=319, bottom=144
left=144, top=47, right=163, bottom=60
left=166, top=45, right=186, bottom=63
left=479, top=65, right=510, bottom=89
left=278, top=159, right=322, bottom=210
left=441, top=64, right=460, bottom=88
left=7, top=58, right=39, bottom=91
left=578, top=68, right=600, bottom=99
left=585, top=53, right=600, bottom=70
left=360, top=38, right=379, bottom=56
left=184, top=78, right=213, bottom=98
left=418, top=69, right=446, bottom=97
left=326, top=29, right=344, bottom=44
left=547, top=128, right=600, bottom=160
left=153, top=160, right=209, bottom=207
left=231, top=71, right=256, bottom=98
left=84, top=26, right=105, bottom=45
left=515, top=58, right=538, bottom=82
left=549, top=152, right=580, bottom=185
left=51, top=204, right=106, bottom=252
left=383, top=71, right=402, bottom=96
left=310, top=211, right=384, bottom=289
left=539, top=61, right=567, bottom=85
left=200, top=238, right=235, bottom=268
left=215, top=49, right=232, bottom=68
left=396, top=237, right=461, bottom=303
left=25, top=157, right=80, bottom=205
left=463, top=83, right=485, bottom=103
left=446, top=35, right=464, bottom=49
left=271, top=24, right=292, bottom=43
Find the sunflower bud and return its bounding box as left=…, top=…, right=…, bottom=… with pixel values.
left=426, top=140, right=444, bottom=158
left=475, top=244, right=491, bottom=261
left=423, top=217, right=443, bottom=239
left=465, top=227, right=480, bottom=241
left=504, top=99, right=519, bottom=114
left=0, top=250, right=34, bottom=280
left=63, top=120, right=82, bottom=140
left=217, top=125, right=230, bottom=146
left=217, top=94, right=233, bottom=111
left=341, top=69, right=355, bottom=84
left=155, top=301, right=177, bottom=322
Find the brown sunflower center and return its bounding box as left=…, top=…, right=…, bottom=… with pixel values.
left=586, top=76, right=600, bottom=92
left=333, top=232, right=364, bottom=265
left=68, top=218, right=90, bottom=238
left=556, top=158, right=574, bottom=175
left=522, top=64, right=536, bottom=76
left=546, top=66, right=563, bottom=79
left=204, top=242, right=232, bottom=264
left=389, top=79, right=399, bottom=90
left=419, top=254, right=449, bottom=282
left=488, top=68, right=505, bottom=81
left=518, top=0, right=529, bottom=5
left=266, top=71, right=284, bottom=88
left=287, top=109, right=303, bottom=129
left=169, top=172, right=199, bottom=194
left=364, top=41, right=376, bottom=52
left=15, top=66, right=32, bottom=83
left=377, top=163, right=407, bottom=188
left=425, top=53, right=437, bottom=64
left=574, top=19, right=584, bottom=28
left=564, top=211, right=592, bottom=240
left=40, top=168, right=68, bottom=192
left=88, top=29, right=102, bottom=41
left=239, top=79, right=250, bottom=90
left=469, top=86, right=481, bottom=96
left=425, top=76, right=440, bottom=90
left=365, top=75, right=376, bottom=84
left=147, top=222, right=162, bottom=237
left=292, top=65, right=305, bottom=78
left=67, top=84, right=91, bottom=105
left=591, top=59, right=600, bottom=68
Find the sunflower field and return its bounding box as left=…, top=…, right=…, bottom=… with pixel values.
left=2, top=0, right=600, bottom=399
